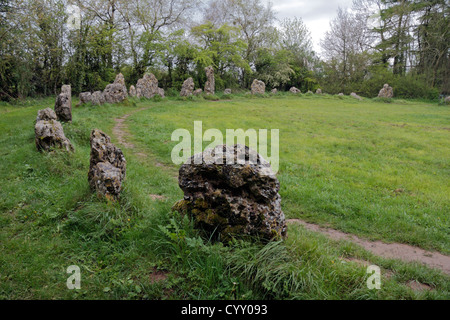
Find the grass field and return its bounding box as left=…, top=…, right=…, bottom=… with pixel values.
left=0, top=93, right=449, bottom=299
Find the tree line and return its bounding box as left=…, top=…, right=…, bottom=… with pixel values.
left=0, top=0, right=448, bottom=101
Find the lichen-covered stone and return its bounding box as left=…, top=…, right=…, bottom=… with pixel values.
left=378, top=83, right=393, bottom=98
left=251, top=79, right=265, bottom=95
left=173, top=144, right=287, bottom=242
left=224, top=88, right=232, bottom=95
left=88, top=129, right=126, bottom=199
left=78, top=92, right=92, bottom=106
left=445, top=96, right=450, bottom=104
left=35, top=116, right=74, bottom=152
left=103, top=73, right=128, bottom=104
left=54, top=84, right=72, bottom=122
left=136, top=73, right=163, bottom=99
left=91, top=91, right=105, bottom=105
left=193, top=88, right=203, bottom=96
left=129, top=85, right=136, bottom=97
left=271, top=88, right=278, bottom=94
left=289, top=87, right=301, bottom=94
left=350, top=92, right=362, bottom=100
left=204, top=66, right=215, bottom=95
left=180, top=77, right=195, bottom=97
left=36, top=108, right=57, bottom=121
left=316, top=88, right=322, bottom=94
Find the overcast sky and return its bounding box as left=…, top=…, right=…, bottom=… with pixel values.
left=265, top=0, right=355, bottom=55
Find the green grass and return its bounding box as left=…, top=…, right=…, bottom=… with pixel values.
left=0, top=94, right=449, bottom=300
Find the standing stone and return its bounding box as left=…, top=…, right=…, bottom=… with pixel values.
left=350, top=92, right=362, bottom=100
left=338, top=93, right=344, bottom=96
left=35, top=109, right=73, bottom=152
left=88, top=129, right=126, bottom=199
left=55, top=84, right=72, bottom=122
left=271, top=88, right=278, bottom=94
left=289, top=87, right=301, bottom=94
left=251, top=79, right=265, bottom=95
left=129, top=85, right=136, bottom=97
left=36, top=108, right=57, bottom=122
left=91, top=91, right=105, bottom=105
left=180, top=77, right=195, bottom=97
left=103, top=73, right=128, bottom=104
left=224, top=88, right=232, bottom=95
left=172, top=144, right=287, bottom=242
left=316, top=88, right=322, bottom=94
left=378, top=83, right=394, bottom=98
left=136, top=73, right=162, bottom=99
left=204, top=66, right=215, bottom=95
left=193, top=88, right=203, bottom=96
left=445, top=96, right=450, bottom=104
left=77, top=92, right=92, bottom=106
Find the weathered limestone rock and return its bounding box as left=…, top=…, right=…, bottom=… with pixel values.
left=316, top=88, right=322, bottom=94
left=103, top=73, right=128, bottom=104
left=172, top=144, right=287, bottom=242
left=77, top=92, right=92, bottom=106
left=36, top=108, right=57, bottom=122
left=136, top=73, right=162, bottom=99
left=88, top=129, right=126, bottom=199
left=204, top=66, right=215, bottom=95
left=129, top=85, right=136, bottom=97
left=180, top=77, right=195, bottom=97
left=445, top=96, right=450, bottom=104
left=306, top=90, right=313, bottom=94
left=338, top=93, right=344, bottom=96
left=35, top=109, right=73, bottom=152
left=350, top=92, right=362, bottom=100
left=193, top=88, right=203, bottom=96
left=289, top=87, right=301, bottom=94
left=378, top=83, right=393, bottom=98
left=54, top=84, right=72, bottom=122
left=224, top=88, right=232, bottom=95
left=271, top=88, right=278, bottom=94
left=91, top=91, right=105, bottom=105
left=251, top=79, right=265, bottom=95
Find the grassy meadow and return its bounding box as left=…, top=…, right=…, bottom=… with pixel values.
left=0, top=93, right=449, bottom=299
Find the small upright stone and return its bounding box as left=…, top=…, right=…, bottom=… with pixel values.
left=91, top=91, right=105, bottom=105
left=77, top=92, right=92, bottom=106
left=193, top=88, right=203, bottom=96
left=129, top=85, right=136, bottom=97
left=204, top=66, right=215, bottom=95
left=289, top=87, right=301, bottom=94
left=316, top=88, right=322, bottom=94
left=35, top=109, right=73, bottom=152
left=224, top=88, right=232, bottom=95
left=88, top=129, right=126, bottom=199
left=271, top=88, right=278, bottom=94
left=180, top=77, right=195, bottom=97
left=377, top=83, right=393, bottom=98
left=251, top=79, right=265, bottom=94
left=55, top=84, right=72, bottom=122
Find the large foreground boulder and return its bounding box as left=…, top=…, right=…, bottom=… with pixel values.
left=172, top=144, right=287, bottom=242
left=88, top=129, right=126, bottom=199
left=104, top=73, right=128, bottom=103
left=54, top=84, right=72, bottom=122
left=35, top=109, right=73, bottom=152
left=378, top=83, right=393, bottom=98
left=204, top=66, right=215, bottom=95
left=251, top=79, right=265, bottom=95
left=180, top=77, right=195, bottom=97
